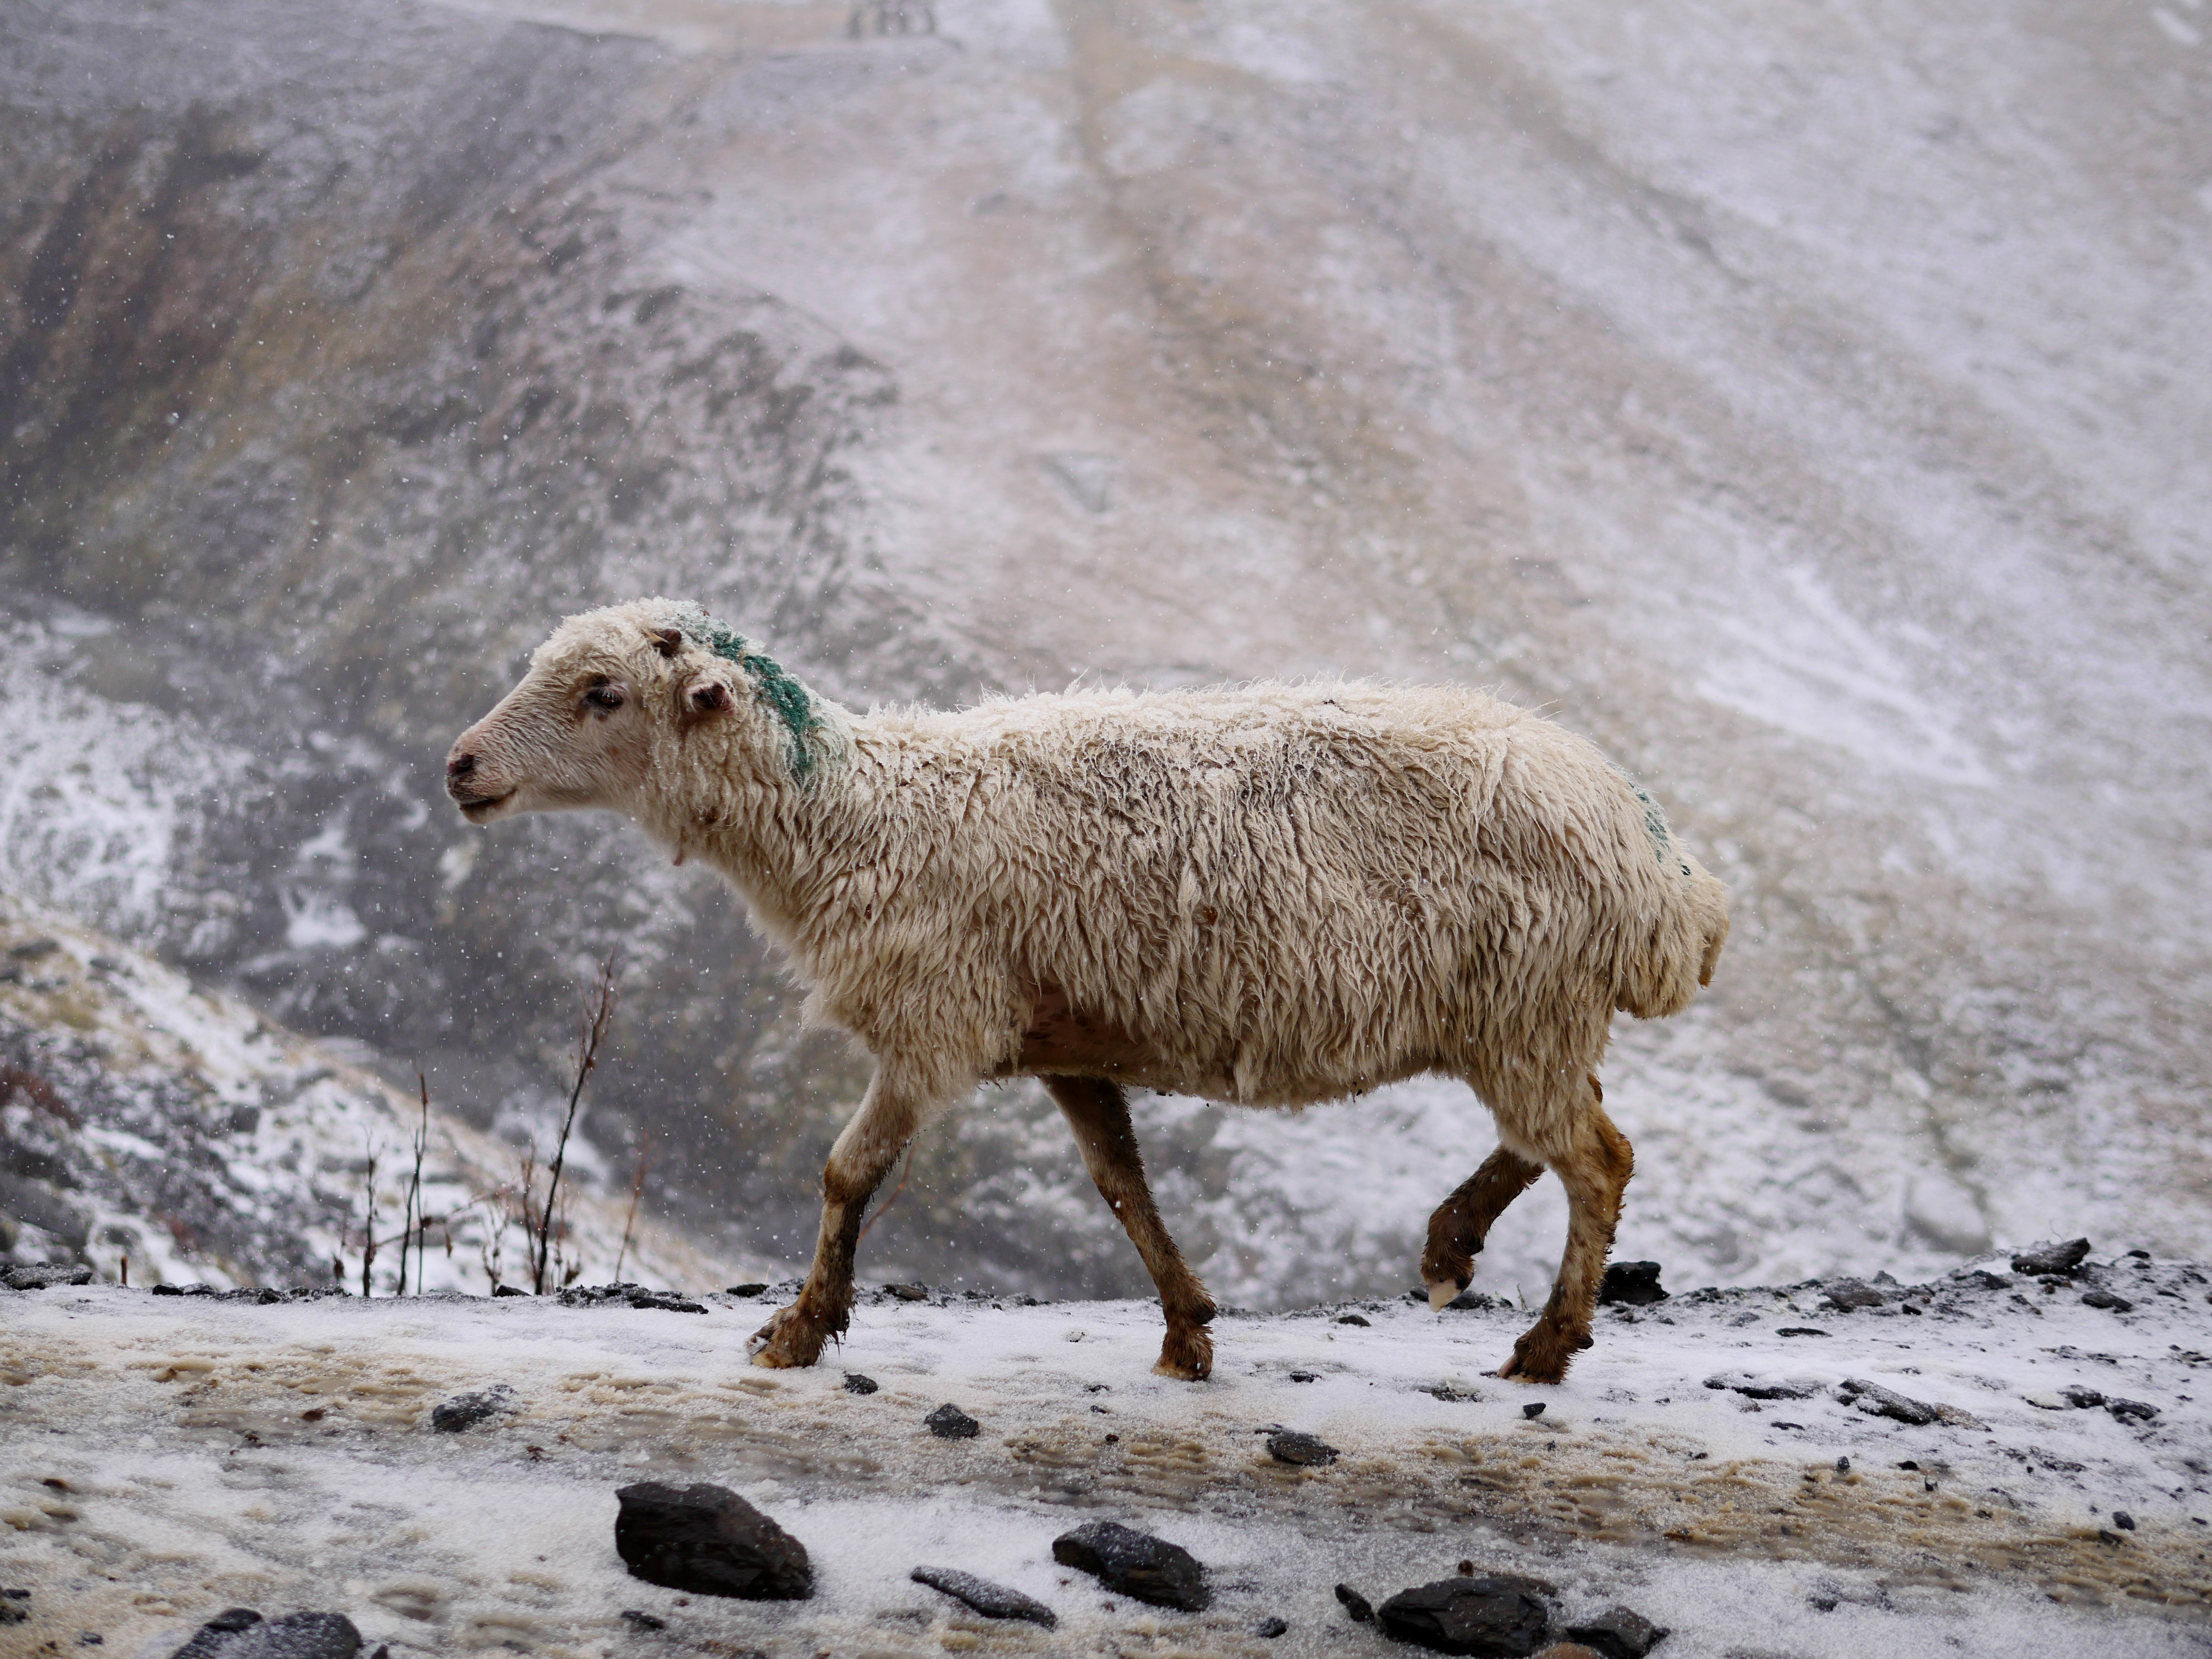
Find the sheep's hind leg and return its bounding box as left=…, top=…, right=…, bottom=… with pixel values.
left=1421, top=1144, right=1545, bottom=1310
left=750, top=1068, right=931, bottom=1370
left=1499, top=1082, right=1633, bottom=1385
left=1046, top=1076, right=1217, bottom=1380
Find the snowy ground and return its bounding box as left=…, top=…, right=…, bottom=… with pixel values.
left=4, top=1264, right=2208, bottom=1657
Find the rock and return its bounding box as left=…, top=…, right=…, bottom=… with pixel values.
left=1836, top=1379, right=1938, bottom=1426
left=925, top=1403, right=980, bottom=1439
left=1821, top=1279, right=1889, bottom=1311
left=2060, top=1385, right=2105, bottom=1409
left=3, top=1263, right=93, bottom=1290
left=1051, top=1521, right=1210, bottom=1612
left=1255, top=1615, right=1289, bottom=1637
left=559, top=1283, right=705, bottom=1313
left=843, top=1373, right=879, bottom=1395
left=0, top=1589, right=25, bottom=1627
left=1703, top=1374, right=1819, bottom=1401
left=429, top=1386, right=517, bottom=1432
left=1337, top=1313, right=1371, bottom=1326
left=2114, top=1511, right=2136, bottom=1530
left=1776, top=1327, right=1830, bottom=1338
left=1266, top=1430, right=1339, bottom=1466
left=171, top=1610, right=363, bottom=1658
left=1446, top=1290, right=1503, bottom=1311
left=2011, top=1238, right=2092, bottom=1276
left=1597, top=1262, right=1668, bottom=1306
left=886, top=1283, right=931, bottom=1301
left=619, top=1610, right=665, bottom=1631
left=2106, top=1397, right=2159, bottom=1423
left=152, top=1283, right=211, bottom=1297
left=910, top=1566, right=1057, bottom=1628
left=1336, top=1584, right=1375, bottom=1622
left=2081, top=1289, right=2133, bottom=1312
left=727, top=1283, right=768, bottom=1296
left=1564, top=1604, right=1669, bottom=1659
left=1375, top=1576, right=1553, bottom=1656
left=613, top=1481, right=813, bottom=1600
left=1522, top=1403, right=1546, bottom=1420
left=1289, top=1370, right=1318, bottom=1382
left=492, top=1285, right=529, bottom=1298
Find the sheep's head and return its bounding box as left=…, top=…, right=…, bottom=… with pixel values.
left=444, top=599, right=826, bottom=826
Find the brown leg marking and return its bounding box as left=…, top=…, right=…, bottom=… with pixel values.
left=1421, top=1144, right=1545, bottom=1308
left=1499, top=1084, right=1634, bottom=1385
left=1045, top=1075, right=1217, bottom=1380
left=751, top=1071, right=925, bottom=1369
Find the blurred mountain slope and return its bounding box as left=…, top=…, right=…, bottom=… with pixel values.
left=0, top=0, right=2206, bottom=1302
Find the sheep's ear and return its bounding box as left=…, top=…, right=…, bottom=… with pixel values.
left=648, top=625, right=685, bottom=659
left=683, top=678, right=734, bottom=717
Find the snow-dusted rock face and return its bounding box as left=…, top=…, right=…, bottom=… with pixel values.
left=0, top=0, right=2208, bottom=1300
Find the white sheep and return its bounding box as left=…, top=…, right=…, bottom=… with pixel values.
left=446, top=600, right=1728, bottom=1383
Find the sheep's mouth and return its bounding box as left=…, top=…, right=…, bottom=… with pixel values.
left=454, top=790, right=515, bottom=823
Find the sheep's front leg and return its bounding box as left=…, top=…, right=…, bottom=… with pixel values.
left=750, top=1068, right=931, bottom=1370
left=1499, top=1091, right=1633, bottom=1385
left=1045, top=1075, right=1217, bottom=1381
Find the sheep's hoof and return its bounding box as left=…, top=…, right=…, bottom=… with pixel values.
left=748, top=1307, right=827, bottom=1370
left=1426, top=1278, right=1467, bottom=1312
left=1498, top=1325, right=1577, bottom=1385
left=1153, top=1326, right=1213, bottom=1382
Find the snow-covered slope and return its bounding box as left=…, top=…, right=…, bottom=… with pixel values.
left=0, top=888, right=754, bottom=1295
left=2, top=1266, right=2207, bottom=1656
left=0, top=0, right=2206, bottom=1301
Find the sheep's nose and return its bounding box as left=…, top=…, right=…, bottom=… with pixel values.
left=446, top=751, right=476, bottom=781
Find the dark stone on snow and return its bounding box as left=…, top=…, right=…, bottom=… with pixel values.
left=1289, top=1371, right=1318, bottom=1382
left=1837, top=1379, right=1937, bottom=1426
left=619, top=1610, right=665, bottom=1631
left=2060, top=1385, right=2105, bottom=1409
left=0, top=1596, right=22, bottom=1627
left=1522, top=1403, right=1546, bottom=1420
left=172, top=1610, right=362, bottom=1658
left=2011, top=1239, right=2092, bottom=1276
left=2114, top=1512, right=2136, bottom=1530
left=1335, top=1584, right=1374, bottom=1622
left=2106, top=1397, right=2159, bottom=1422
left=217, top=1287, right=283, bottom=1304
left=614, top=1481, right=813, bottom=1600
left=430, top=1386, right=517, bottom=1432
left=1775, top=1327, right=1831, bottom=1338
left=560, top=1283, right=705, bottom=1313
left=1255, top=1615, right=1289, bottom=1638
left=886, top=1282, right=931, bottom=1301
left=1376, top=1576, right=1551, bottom=1656
left=152, top=1283, right=209, bottom=1296
left=1445, top=1290, right=1502, bottom=1311
left=4, top=1263, right=93, bottom=1290
left=2081, top=1289, right=2133, bottom=1313
left=925, top=1403, right=979, bottom=1439
left=492, top=1284, right=529, bottom=1297
left=1598, top=1261, right=1668, bottom=1306
left=1703, top=1374, right=1819, bottom=1401
left=843, top=1373, right=879, bottom=1395
left=910, top=1565, right=1057, bottom=1628
left=1565, top=1604, right=1668, bottom=1659
left=1821, top=1279, right=1889, bottom=1311
left=1266, top=1430, right=1339, bottom=1465
left=1051, top=1520, right=1209, bottom=1612
left=1337, top=1313, right=1371, bottom=1326
left=727, top=1283, right=768, bottom=1296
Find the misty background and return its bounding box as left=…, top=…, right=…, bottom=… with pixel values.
left=1, top=0, right=2207, bottom=1307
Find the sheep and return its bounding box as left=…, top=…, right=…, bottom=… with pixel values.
left=445, top=599, right=1729, bottom=1384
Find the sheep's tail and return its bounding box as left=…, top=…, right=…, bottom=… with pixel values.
left=1611, top=778, right=1731, bottom=1024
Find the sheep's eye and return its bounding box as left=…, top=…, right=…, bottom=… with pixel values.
left=584, top=682, right=625, bottom=712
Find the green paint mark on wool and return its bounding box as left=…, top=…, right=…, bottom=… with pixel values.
left=672, top=608, right=824, bottom=782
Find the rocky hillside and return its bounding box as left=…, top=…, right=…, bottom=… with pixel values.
left=0, top=0, right=2207, bottom=1301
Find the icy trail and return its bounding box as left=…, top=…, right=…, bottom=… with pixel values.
left=2, top=1269, right=2206, bottom=1657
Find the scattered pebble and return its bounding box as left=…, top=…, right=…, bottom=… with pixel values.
left=619, top=1610, right=665, bottom=1631
left=429, top=1386, right=518, bottom=1433
left=886, top=1283, right=931, bottom=1301
left=2107, top=1397, right=2160, bottom=1422
left=1522, top=1402, right=1547, bottom=1420
left=2011, top=1239, right=2092, bottom=1276
left=1288, top=1370, right=1318, bottom=1382
left=613, top=1481, right=813, bottom=1600
left=171, top=1609, right=364, bottom=1658
left=842, top=1374, right=879, bottom=1395
left=1265, top=1430, right=1338, bottom=1466
left=1837, top=1378, right=1938, bottom=1426
left=2081, top=1290, right=2134, bottom=1313
left=911, top=1566, right=1057, bottom=1628
left=1336, top=1313, right=1371, bottom=1327
left=1822, top=1279, right=1890, bottom=1311
left=1254, top=1615, right=1289, bottom=1638
left=925, top=1403, right=980, bottom=1439
left=1334, top=1583, right=1374, bottom=1623
left=726, top=1283, right=768, bottom=1296
left=3, top=1264, right=93, bottom=1291
left=1052, top=1521, right=1209, bottom=1612
left=1564, top=1604, right=1669, bottom=1659
left=2114, top=1512, right=2137, bottom=1531
left=1777, top=1327, right=1831, bottom=1338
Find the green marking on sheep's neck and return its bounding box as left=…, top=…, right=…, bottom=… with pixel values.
left=673, top=609, right=827, bottom=783
left=1611, top=762, right=1695, bottom=877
